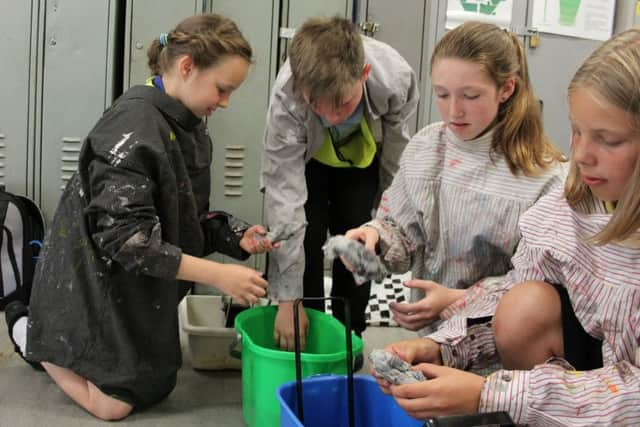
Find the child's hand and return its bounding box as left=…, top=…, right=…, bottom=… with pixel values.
left=240, top=225, right=280, bottom=254
left=274, top=301, right=308, bottom=351
left=371, top=366, right=393, bottom=395
left=215, top=264, right=267, bottom=305
left=385, top=338, right=442, bottom=366
left=390, top=280, right=465, bottom=331
left=345, top=226, right=379, bottom=253
left=390, top=364, right=484, bottom=420
left=373, top=339, right=441, bottom=395
left=341, top=226, right=380, bottom=271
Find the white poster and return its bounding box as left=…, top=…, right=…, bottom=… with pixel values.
left=532, top=0, right=616, bottom=41
left=446, top=0, right=514, bottom=29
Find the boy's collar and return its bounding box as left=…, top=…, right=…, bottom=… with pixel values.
left=319, top=97, right=365, bottom=128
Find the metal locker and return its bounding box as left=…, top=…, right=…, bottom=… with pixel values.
left=205, top=0, right=279, bottom=226
left=0, top=0, right=41, bottom=196
left=196, top=0, right=281, bottom=274
left=353, top=1, right=445, bottom=132
left=420, top=1, right=447, bottom=129
left=277, top=0, right=354, bottom=67
left=356, top=0, right=434, bottom=134
left=123, top=0, right=203, bottom=89
left=424, top=2, right=449, bottom=127
left=284, top=0, right=353, bottom=28
left=37, top=0, right=120, bottom=221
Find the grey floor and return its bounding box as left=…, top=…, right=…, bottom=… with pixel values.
left=0, top=307, right=414, bottom=426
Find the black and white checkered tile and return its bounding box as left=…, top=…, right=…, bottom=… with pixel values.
left=324, top=273, right=411, bottom=327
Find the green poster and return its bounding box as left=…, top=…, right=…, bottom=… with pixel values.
left=460, top=0, right=504, bottom=15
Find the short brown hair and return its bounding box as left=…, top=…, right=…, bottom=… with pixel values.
left=566, top=28, right=640, bottom=245
left=147, top=13, right=252, bottom=76
left=431, top=21, right=564, bottom=176
left=288, top=16, right=364, bottom=109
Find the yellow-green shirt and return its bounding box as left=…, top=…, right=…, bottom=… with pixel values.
left=312, top=115, right=377, bottom=168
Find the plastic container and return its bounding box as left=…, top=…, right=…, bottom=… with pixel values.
left=277, top=374, right=423, bottom=427
left=234, top=305, right=363, bottom=427
left=179, top=295, right=241, bottom=370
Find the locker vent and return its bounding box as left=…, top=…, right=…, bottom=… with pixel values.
left=60, top=137, right=82, bottom=190
left=0, top=133, right=5, bottom=186
left=223, top=145, right=245, bottom=197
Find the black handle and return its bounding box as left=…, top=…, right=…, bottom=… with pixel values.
left=293, top=296, right=355, bottom=427
left=423, top=411, right=515, bottom=427
left=228, top=333, right=242, bottom=360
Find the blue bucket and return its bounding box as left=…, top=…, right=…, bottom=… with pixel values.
left=277, top=374, right=423, bottom=427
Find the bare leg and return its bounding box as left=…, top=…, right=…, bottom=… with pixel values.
left=493, top=280, right=564, bottom=370
left=42, top=362, right=133, bottom=421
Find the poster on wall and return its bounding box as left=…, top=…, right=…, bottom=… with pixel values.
left=446, top=0, right=514, bottom=29
left=531, top=0, right=616, bottom=41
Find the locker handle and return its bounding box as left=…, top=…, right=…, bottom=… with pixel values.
left=359, top=20, right=380, bottom=36
left=279, top=27, right=295, bottom=39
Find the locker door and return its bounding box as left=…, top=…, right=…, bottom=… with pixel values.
left=425, top=2, right=449, bottom=126
left=278, top=0, right=354, bottom=67
left=0, top=0, right=40, bottom=195
left=206, top=0, right=279, bottom=226
left=124, top=0, right=202, bottom=89
left=202, top=0, right=279, bottom=272
left=38, top=0, right=119, bottom=221
left=286, top=0, right=353, bottom=28
left=357, top=0, right=431, bottom=134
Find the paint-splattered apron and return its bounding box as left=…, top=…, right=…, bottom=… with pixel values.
left=26, top=85, right=235, bottom=406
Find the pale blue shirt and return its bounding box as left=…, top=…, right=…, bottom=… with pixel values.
left=320, top=98, right=365, bottom=146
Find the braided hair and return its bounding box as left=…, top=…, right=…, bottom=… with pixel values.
left=147, top=13, right=252, bottom=76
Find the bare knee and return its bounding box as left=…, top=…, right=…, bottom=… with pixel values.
left=493, top=281, right=563, bottom=369
left=494, top=280, right=560, bottom=341
left=86, top=382, right=133, bottom=421
left=91, top=401, right=133, bottom=421
left=41, top=362, right=133, bottom=421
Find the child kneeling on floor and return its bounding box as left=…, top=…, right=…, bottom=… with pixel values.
left=5, top=13, right=274, bottom=421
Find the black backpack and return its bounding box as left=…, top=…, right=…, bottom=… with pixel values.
left=0, top=186, right=45, bottom=310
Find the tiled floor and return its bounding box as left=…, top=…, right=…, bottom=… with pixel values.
left=0, top=305, right=414, bottom=426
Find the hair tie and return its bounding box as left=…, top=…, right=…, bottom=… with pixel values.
left=159, top=32, right=169, bottom=47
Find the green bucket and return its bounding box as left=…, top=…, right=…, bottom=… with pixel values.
left=234, top=305, right=363, bottom=427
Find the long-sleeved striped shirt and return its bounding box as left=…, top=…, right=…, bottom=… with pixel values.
left=428, top=186, right=640, bottom=426
left=367, top=122, right=565, bottom=331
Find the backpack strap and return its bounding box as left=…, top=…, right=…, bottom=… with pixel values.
left=0, top=198, right=7, bottom=298
left=0, top=225, right=21, bottom=298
